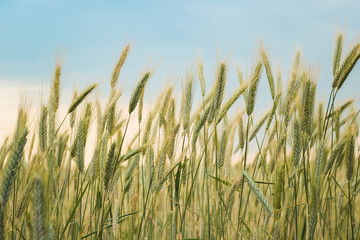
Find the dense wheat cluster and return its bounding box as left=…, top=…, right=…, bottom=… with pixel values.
left=1, top=32, right=360, bottom=240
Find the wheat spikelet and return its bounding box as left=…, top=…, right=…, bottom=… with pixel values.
left=16, top=179, right=34, bottom=218
left=155, top=145, right=167, bottom=191
left=182, top=72, right=195, bottom=132
left=69, top=90, right=77, bottom=128
left=217, top=127, right=228, bottom=168
left=160, top=86, right=174, bottom=128
left=301, top=77, right=316, bottom=135
left=246, top=60, right=262, bottom=116
left=151, top=117, right=160, bottom=140
left=317, top=103, right=324, bottom=139
left=76, top=119, right=85, bottom=172
left=104, top=142, right=116, bottom=190
left=68, top=84, right=97, bottom=114
left=38, top=105, right=48, bottom=152
left=99, top=132, right=109, bottom=178
left=48, top=152, right=57, bottom=198
left=167, top=124, right=180, bottom=160
left=166, top=98, right=176, bottom=132
left=292, top=119, right=301, bottom=168
left=269, top=131, right=286, bottom=174
left=335, top=138, right=346, bottom=166
left=324, top=139, right=345, bottom=175
left=123, top=177, right=133, bottom=195
left=106, top=105, right=115, bottom=135
left=273, top=164, right=285, bottom=220
left=192, top=106, right=211, bottom=150
left=336, top=192, right=344, bottom=214
left=197, top=58, right=206, bottom=96
left=51, top=63, right=61, bottom=112
left=129, top=72, right=151, bottom=113
left=33, top=175, right=47, bottom=240
left=308, top=141, right=324, bottom=239
left=334, top=43, right=360, bottom=90
left=283, top=70, right=300, bottom=127
left=146, top=148, right=155, bottom=185
left=238, top=114, right=245, bottom=150
left=142, top=113, right=155, bottom=147
left=111, top=44, right=130, bottom=89
left=243, top=170, right=273, bottom=217
left=226, top=177, right=243, bottom=209
left=345, top=133, right=354, bottom=181
left=332, top=33, right=343, bottom=78
left=249, top=109, right=270, bottom=141
left=334, top=110, right=340, bottom=141
left=208, top=62, right=227, bottom=122
left=217, top=81, right=247, bottom=124
left=57, top=134, right=68, bottom=168
left=337, top=99, right=354, bottom=115
left=293, top=51, right=301, bottom=73
left=14, top=108, right=27, bottom=144
left=260, top=44, right=275, bottom=99
left=0, top=139, right=9, bottom=169
left=138, top=89, right=144, bottom=124
left=266, top=93, right=280, bottom=131
left=0, top=128, right=28, bottom=206
left=190, top=85, right=215, bottom=124
left=125, top=155, right=139, bottom=181
left=90, top=145, right=100, bottom=180
left=48, top=106, right=55, bottom=146
left=120, top=143, right=150, bottom=163
left=267, top=123, right=277, bottom=143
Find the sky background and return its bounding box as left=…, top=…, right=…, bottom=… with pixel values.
left=1, top=0, right=360, bottom=140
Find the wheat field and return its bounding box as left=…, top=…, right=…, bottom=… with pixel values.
left=0, top=31, right=360, bottom=240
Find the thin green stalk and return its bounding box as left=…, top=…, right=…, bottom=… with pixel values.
left=236, top=115, right=250, bottom=240
left=180, top=130, right=214, bottom=234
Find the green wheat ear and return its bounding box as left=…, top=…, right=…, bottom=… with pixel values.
left=51, top=63, right=61, bottom=112
left=129, top=71, right=152, bottom=114
left=68, top=84, right=97, bottom=114
left=345, top=133, right=354, bottom=181
left=273, top=163, right=285, bottom=220
left=243, top=170, right=273, bottom=217
left=246, top=60, right=262, bottom=116
left=182, top=71, right=195, bottom=132
left=308, top=141, right=324, bottom=240
left=332, top=33, right=343, bottom=78
left=38, top=105, right=48, bottom=152
left=292, top=119, right=301, bottom=168
left=334, top=43, right=360, bottom=90
left=197, top=58, right=206, bottom=97
left=16, top=179, right=34, bottom=218
left=208, top=61, right=227, bottom=122
left=76, top=119, right=85, bottom=172
left=260, top=43, right=275, bottom=99
left=249, top=109, right=271, bottom=141
left=33, top=174, right=47, bottom=240
left=0, top=128, right=28, bottom=207
left=111, top=44, right=130, bottom=89
left=217, top=127, right=228, bottom=168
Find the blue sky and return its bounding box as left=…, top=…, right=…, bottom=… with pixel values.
left=1, top=0, right=360, bottom=119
